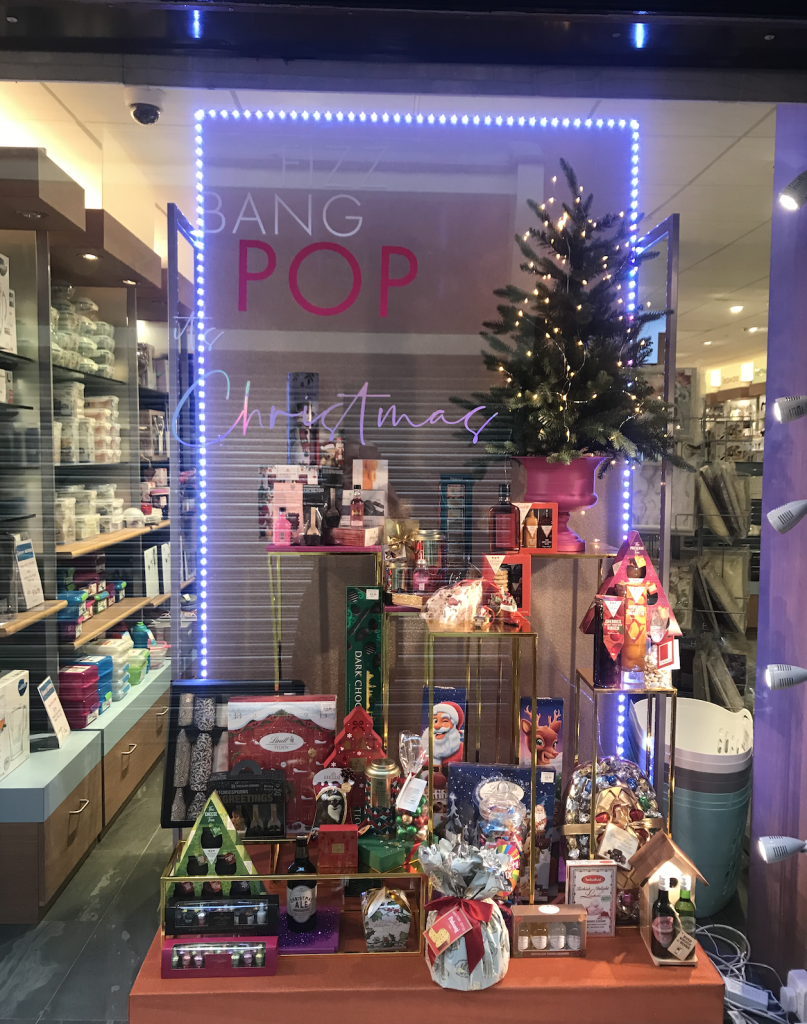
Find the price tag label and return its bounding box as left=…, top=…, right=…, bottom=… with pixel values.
left=396, top=775, right=427, bottom=812
left=425, top=907, right=472, bottom=958
left=37, top=677, right=70, bottom=747
left=668, top=928, right=697, bottom=961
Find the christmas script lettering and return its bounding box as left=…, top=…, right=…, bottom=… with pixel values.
left=171, top=370, right=498, bottom=448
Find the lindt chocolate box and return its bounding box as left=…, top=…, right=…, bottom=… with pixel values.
left=317, top=824, right=359, bottom=873
left=566, top=859, right=617, bottom=937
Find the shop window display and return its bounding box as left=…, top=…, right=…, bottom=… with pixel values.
left=142, top=105, right=718, bottom=996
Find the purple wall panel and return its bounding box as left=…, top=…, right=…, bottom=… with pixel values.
left=749, top=103, right=807, bottom=972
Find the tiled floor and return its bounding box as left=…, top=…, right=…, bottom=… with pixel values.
left=0, top=761, right=172, bottom=1024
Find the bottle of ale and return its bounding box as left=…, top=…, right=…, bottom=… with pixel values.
left=286, top=835, right=318, bottom=932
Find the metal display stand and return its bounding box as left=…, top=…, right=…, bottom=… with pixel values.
left=423, top=620, right=540, bottom=902
left=568, top=666, right=677, bottom=857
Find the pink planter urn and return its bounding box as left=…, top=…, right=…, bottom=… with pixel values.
left=516, top=455, right=608, bottom=553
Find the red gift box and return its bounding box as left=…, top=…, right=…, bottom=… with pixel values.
left=160, top=936, right=278, bottom=978
left=316, top=824, right=359, bottom=873
left=227, top=695, right=337, bottom=833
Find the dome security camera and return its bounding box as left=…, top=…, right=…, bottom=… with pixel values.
left=124, top=86, right=166, bottom=126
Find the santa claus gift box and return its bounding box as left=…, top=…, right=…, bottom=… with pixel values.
left=227, top=696, right=336, bottom=833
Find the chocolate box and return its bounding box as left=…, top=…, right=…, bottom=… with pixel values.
left=161, top=936, right=278, bottom=978
left=317, top=824, right=359, bottom=874
left=565, top=859, right=617, bottom=937
left=345, top=586, right=383, bottom=732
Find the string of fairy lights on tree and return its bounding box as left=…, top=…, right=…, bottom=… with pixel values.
left=455, top=159, right=684, bottom=475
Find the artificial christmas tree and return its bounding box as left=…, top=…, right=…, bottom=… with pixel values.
left=457, top=159, right=683, bottom=471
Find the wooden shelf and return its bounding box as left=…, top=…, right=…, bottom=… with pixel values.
left=57, top=526, right=152, bottom=559
left=148, top=591, right=170, bottom=608
left=0, top=148, right=85, bottom=233
left=59, top=596, right=151, bottom=652
left=0, top=600, right=67, bottom=639
left=50, top=209, right=162, bottom=290
left=180, top=577, right=195, bottom=590
left=57, top=520, right=170, bottom=559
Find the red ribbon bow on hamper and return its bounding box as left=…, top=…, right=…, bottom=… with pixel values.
left=425, top=897, right=495, bottom=974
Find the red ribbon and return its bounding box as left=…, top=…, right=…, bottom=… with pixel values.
left=425, top=896, right=495, bottom=974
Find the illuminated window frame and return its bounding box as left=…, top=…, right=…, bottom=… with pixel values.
left=192, top=107, right=639, bottom=678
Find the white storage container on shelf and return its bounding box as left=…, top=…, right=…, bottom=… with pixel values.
left=94, top=447, right=119, bottom=464
left=78, top=419, right=95, bottom=464
left=84, top=394, right=119, bottom=413
left=94, top=334, right=115, bottom=352
left=99, top=513, right=124, bottom=534
left=53, top=382, right=85, bottom=418
left=83, top=637, right=131, bottom=671
left=93, top=320, right=114, bottom=337
left=78, top=357, right=99, bottom=375
left=94, top=350, right=115, bottom=368
left=59, top=420, right=80, bottom=464
left=74, top=513, right=101, bottom=540
left=52, top=420, right=62, bottom=465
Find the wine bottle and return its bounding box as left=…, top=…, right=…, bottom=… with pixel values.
left=323, top=487, right=341, bottom=530
left=286, top=835, right=317, bottom=932
left=675, top=874, right=696, bottom=935
left=350, top=484, right=364, bottom=527
left=651, top=874, right=676, bottom=957
left=487, top=483, right=520, bottom=553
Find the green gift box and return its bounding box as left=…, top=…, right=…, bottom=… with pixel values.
left=358, top=836, right=408, bottom=873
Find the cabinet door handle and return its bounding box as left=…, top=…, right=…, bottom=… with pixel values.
left=69, top=799, right=90, bottom=815
left=155, top=707, right=169, bottom=717
left=122, top=743, right=138, bottom=756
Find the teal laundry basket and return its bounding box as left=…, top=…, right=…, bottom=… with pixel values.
left=671, top=781, right=752, bottom=918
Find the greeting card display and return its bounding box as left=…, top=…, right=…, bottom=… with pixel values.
left=228, top=696, right=336, bottom=833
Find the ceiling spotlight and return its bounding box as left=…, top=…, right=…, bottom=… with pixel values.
left=18, top=210, right=42, bottom=220
left=759, top=835, right=807, bottom=864
left=745, top=326, right=767, bottom=333
left=80, top=253, right=99, bottom=261
left=779, top=170, right=807, bottom=211
left=122, top=279, right=136, bottom=286
left=768, top=499, right=807, bottom=534
left=765, top=664, right=807, bottom=690
left=704, top=341, right=712, bottom=346
left=773, top=396, right=807, bottom=423
left=729, top=305, right=744, bottom=313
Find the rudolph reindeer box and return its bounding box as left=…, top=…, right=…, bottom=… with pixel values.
left=518, top=697, right=564, bottom=776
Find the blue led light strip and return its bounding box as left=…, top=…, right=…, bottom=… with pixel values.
left=192, top=108, right=639, bottom=679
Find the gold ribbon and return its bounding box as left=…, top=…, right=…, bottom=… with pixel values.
left=384, top=518, right=420, bottom=563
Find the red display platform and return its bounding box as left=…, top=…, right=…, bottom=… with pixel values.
left=130, top=930, right=724, bottom=1024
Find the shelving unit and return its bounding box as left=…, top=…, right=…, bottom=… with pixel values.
left=0, top=600, right=67, bottom=638
left=0, top=148, right=184, bottom=921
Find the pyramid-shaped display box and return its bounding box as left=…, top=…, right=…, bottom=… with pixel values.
left=323, top=707, right=386, bottom=820
left=580, top=531, right=681, bottom=683
left=174, top=792, right=261, bottom=897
